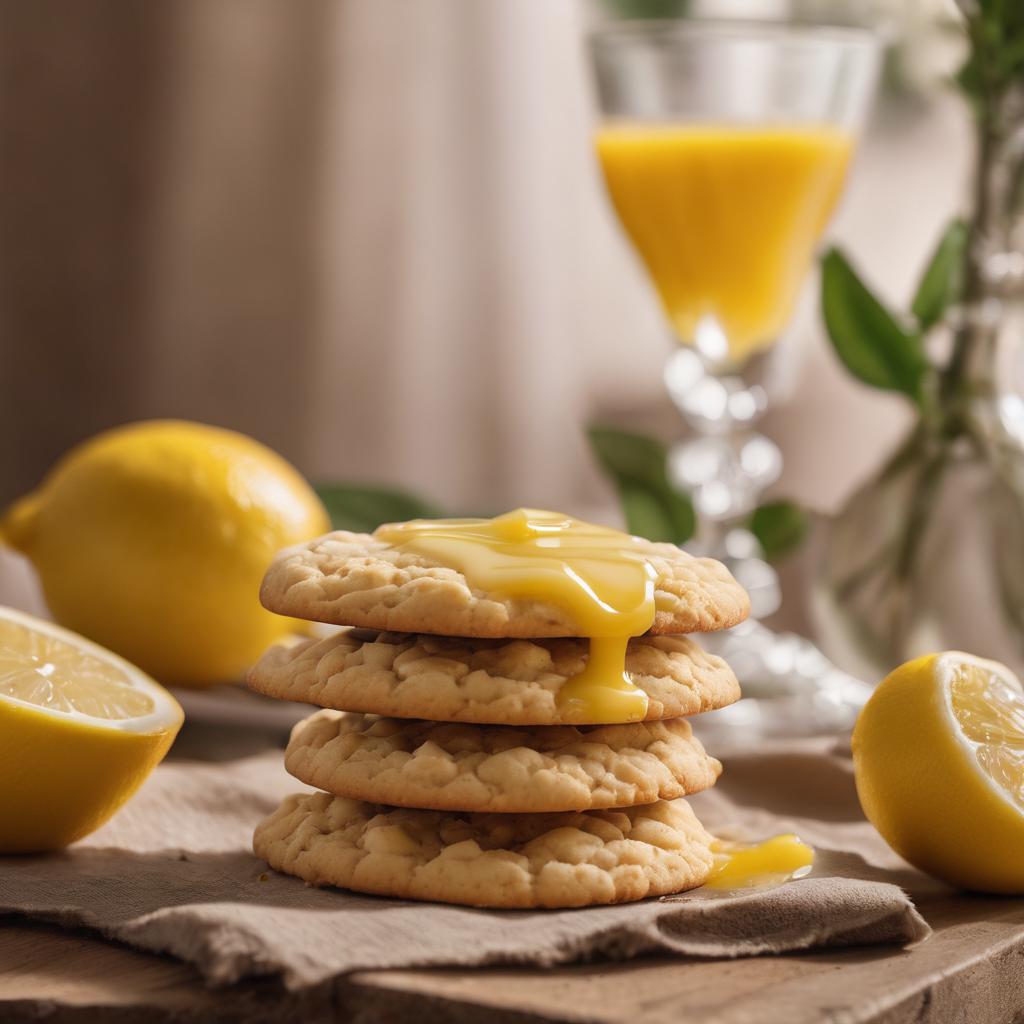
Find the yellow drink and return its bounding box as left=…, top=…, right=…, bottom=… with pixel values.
left=597, top=123, right=852, bottom=363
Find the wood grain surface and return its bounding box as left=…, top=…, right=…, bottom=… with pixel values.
left=3, top=887, right=1024, bottom=1024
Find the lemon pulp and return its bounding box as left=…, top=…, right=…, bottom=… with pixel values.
left=948, top=659, right=1024, bottom=809
left=0, top=606, right=183, bottom=852
left=0, top=616, right=155, bottom=719
left=376, top=509, right=656, bottom=723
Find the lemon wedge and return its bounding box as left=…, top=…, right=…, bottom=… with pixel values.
left=0, top=606, right=183, bottom=852
left=853, top=651, right=1024, bottom=893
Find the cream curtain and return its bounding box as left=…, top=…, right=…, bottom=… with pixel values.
left=0, top=0, right=968, bottom=519
left=0, top=0, right=665, bottom=514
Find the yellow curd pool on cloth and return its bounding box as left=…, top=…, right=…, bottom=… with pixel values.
left=705, top=834, right=815, bottom=891
left=375, top=509, right=658, bottom=724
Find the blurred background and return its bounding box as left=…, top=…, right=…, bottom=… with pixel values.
left=0, top=0, right=966, bottom=518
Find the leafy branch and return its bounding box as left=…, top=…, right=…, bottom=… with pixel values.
left=820, top=219, right=967, bottom=412
left=586, top=425, right=806, bottom=559
left=587, top=426, right=695, bottom=545
left=312, top=438, right=807, bottom=561
left=314, top=484, right=442, bottom=532
left=823, top=2, right=1024, bottom=414
left=820, top=2, right=1024, bottom=623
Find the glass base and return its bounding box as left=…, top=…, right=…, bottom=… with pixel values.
left=664, top=332, right=869, bottom=739
left=682, top=536, right=871, bottom=740
left=693, top=618, right=873, bottom=742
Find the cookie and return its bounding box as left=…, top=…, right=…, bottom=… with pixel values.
left=259, top=530, right=749, bottom=637
left=248, top=630, right=741, bottom=725
left=253, top=792, right=714, bottom=908
left=284, top=710, right=721, bottom=813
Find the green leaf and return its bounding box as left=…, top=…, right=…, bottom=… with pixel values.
left=314, top=483, right=441, bottom=533
left=587, top=426, right=695, bottom=544
left=600, top=0, right=689, bottom=17
left=821, top=248, right=928, bottom=402
left=750, top=500, right=807, bottom=560
left=956, top=51, right=985, bottom=108
left=997, top=34, right=1024, bottom=77
left=956, top=1, right=1024, bottom=104
left=614, top=483, right=688, bottom=545
left=911, top=219, right=968, bottom=331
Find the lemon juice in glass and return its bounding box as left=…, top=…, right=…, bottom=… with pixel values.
left=591, top=20, right=880, bottom=730
left=597, top=123, right=852, bottom=365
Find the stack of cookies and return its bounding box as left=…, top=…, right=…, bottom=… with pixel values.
left=249, top=515, right=749, bottom=909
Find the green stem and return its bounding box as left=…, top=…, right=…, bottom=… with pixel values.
left=939, top=117, right=997, bottom=417
left=1007, top=147, right=1024, bottom=224
left=894, top=449, right=947, bottom=582
left=831, top=426, right=933, bottom=603
left=938, top=10, right=1014, bottom=422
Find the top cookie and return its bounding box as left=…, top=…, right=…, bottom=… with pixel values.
left=260, top=529, right=749, bottom=637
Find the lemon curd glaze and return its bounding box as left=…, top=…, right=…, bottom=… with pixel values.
left=375, top=508, right=659, bottom=723
left=705, top=834, right=814, bottom=890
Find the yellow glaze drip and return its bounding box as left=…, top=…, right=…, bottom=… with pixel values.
left=556, top=635, right=647, bottom=724
left=375, top=508, right=655, bottom=723
left=705, top=834, right=814, bottom=890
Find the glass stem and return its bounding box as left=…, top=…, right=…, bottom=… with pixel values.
left=664, top=346, right=781, bottom=552
left=664, top=347, right=783, bottom=618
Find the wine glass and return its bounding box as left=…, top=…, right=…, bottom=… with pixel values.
left=590, top=19, right=881, bottom=733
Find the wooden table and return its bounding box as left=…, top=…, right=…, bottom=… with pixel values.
left=5, top=722, right=1024, bottom=1024
left=3, top=891, right=1024, bottom=1024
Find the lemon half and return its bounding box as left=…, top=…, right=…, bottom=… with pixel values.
left=853, top=651, right=1024, bottom=893
left=0, top=606, right=183, bottom=852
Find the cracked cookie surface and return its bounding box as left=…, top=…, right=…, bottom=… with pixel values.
left=248, top=629, right=740, bottom=725
left=260, top=530, right=749, bottom=637
left=253, top=792, right=714, bottom=908
left=285, top=710, right=721, bottom=813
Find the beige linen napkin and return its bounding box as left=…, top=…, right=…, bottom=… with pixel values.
left=0, top=739, right=932, bottom=988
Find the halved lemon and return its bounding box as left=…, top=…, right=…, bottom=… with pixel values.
left=853, top=651, right=1024, bottom=893
left=0, top=606, right=183, bottom=852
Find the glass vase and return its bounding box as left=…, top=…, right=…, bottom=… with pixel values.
left=813, top=405, right=1024, bottom=682
left=815, top=177, right=1024, bottom=683
left=815, top=72, right=1024, bottom=683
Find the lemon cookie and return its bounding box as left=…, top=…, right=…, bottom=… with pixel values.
left=259, top=529, right=749, bottom=638
left=284, top=710, right=721, bottom=813
left=253, top=792, right=714, bottom=908
left=248, top=630, right=740, bottom=725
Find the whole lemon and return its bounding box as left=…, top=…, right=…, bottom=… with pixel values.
left=2, top=420, right=329, bottom=686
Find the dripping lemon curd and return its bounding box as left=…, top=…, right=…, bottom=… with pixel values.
left=375, top=508, right=657, bottom=723
left=376, top=508, right=814, bottom=891
left=0, top=486, right=819, bottom=886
